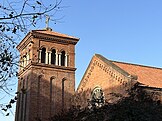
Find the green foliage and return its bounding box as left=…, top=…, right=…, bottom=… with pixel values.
left=50, top=84, right=162, bottom=121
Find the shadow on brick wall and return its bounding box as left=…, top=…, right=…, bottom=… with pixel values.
left=15, top=72, right=74, bottom=121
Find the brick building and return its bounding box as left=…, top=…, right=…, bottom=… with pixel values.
left=76, top=54, right=162, bottom=108
left=15, top=29, right=79, bottom=121
left=15, top=29, right=162, bottom=121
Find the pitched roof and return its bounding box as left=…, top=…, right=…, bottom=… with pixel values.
left=31, top=30, right=79, bottom=40
left=112, top=61, right=162, bottom=88
left=96, top=54, right=162, bottom=88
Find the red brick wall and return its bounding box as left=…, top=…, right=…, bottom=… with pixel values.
left=76, top=55, right=134, bottom=108
left=15, top=31, right=77, bottom=121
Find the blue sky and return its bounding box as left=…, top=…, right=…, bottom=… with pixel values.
left=1, top=0, right=162, bottom=120
left=57, top=0, right=162, bottom=87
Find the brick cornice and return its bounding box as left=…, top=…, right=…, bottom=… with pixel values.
left=18, top=62, right=76, bottom=76
left=32, top=31, right=79, bottom=45
left=95, top=54, right=130, bottom=77
left=17, top=30, right=79, bottom=51
left=31, top=62, right=76, bottom=71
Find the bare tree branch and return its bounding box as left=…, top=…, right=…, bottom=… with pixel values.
left=0, top=0, right=63, bottom=116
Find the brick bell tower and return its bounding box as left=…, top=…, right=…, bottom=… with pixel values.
left=15, top=28, right=79, bottom=121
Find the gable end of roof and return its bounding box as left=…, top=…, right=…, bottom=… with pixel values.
left=95, top=54, right=131, bottom=77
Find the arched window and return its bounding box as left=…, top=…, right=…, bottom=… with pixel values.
left=62, top=78, right=66, bottom=112
left=23, top=56, right=26, bottom=67
left=50, top=76, right=55, bottom=116
left=41, top=48, right=46, bottom=63
left=28, top=50, right=30, bottom=63
left=61, top=51, right=65, bottom=66
left=51, top=49, right=56, bottom=65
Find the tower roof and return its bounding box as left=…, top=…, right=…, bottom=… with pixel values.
left=31, top=29, right=79, bottom=40
left=17, top=29, right=79, bottom=51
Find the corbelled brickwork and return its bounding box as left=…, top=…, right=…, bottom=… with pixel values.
left=76, top=54, right=137, bottom=107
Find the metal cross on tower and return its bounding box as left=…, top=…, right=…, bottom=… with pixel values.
left=45, top=15, right=50, bottom=29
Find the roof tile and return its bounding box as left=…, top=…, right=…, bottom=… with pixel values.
left=112, top=61, right=162, bottom=88
left=32, top=30, right=79, bottom=40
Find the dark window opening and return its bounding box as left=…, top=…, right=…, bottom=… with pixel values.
left=41, top=48, right=46, bottom=63
left=62, top=78, right=66, bottom=112
left=50, top=77, right=55, bottom=116
left=61, top=51, right=65, bottom=66
left=67, top=55, right=69, bottom=66
left=51, top=49, right=56, bottom=65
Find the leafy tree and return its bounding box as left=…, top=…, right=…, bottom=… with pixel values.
left=50, top=84, right=162, bottom=121
left=0, top=0, right=63, bottom=116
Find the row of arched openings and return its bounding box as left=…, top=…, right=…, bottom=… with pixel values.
left=40, top=48, right=67, bottom=66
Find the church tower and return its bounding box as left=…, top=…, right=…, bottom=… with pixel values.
left=15, top=29, right=79, bottom=121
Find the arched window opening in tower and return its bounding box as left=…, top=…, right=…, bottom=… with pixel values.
left=27, top=50, right=31, bottom=64
left=50, top=76, right=55, bottom=116
left=51, top=49, right=56, bottom=65
left=61, top=51, right=65, bottom=66
left=41, top=48, right=46, bottom=63
left=22, top=54, right=26, bottom=67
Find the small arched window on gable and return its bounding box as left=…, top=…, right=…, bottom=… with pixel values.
left=61, top=51, right=65, bottom=66
left=51, top=49, right=56, bottom=65
left=41, top=48, right=46, bottom=63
